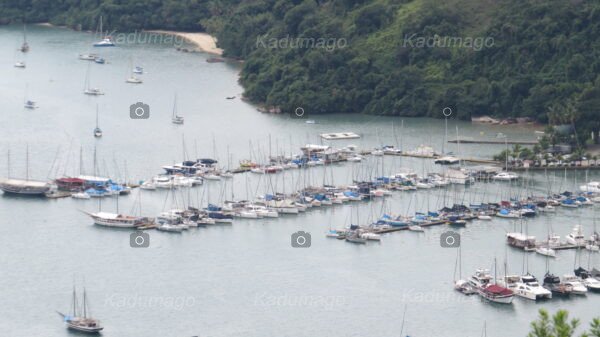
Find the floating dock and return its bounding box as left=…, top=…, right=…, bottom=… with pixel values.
left=320, top=132, right=361, bottom=140
left=448, top=139, right=537, bottom=145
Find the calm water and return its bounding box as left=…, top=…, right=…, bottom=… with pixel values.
left=1, top=25, right=599, bottom=337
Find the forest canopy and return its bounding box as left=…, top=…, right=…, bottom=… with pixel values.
left=2, top=0, right=599, bottom=140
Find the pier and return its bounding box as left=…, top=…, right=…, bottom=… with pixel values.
left=448, top=139, right=538, bottom=145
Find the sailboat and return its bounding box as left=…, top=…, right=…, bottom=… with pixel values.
left=83, top=63, right=104, bottom=95
left=93, top=105, right=102, bottom=138
left=23, top=84, right=37, bottom=109
left=57, top=286, right=104, bottom=333
left=171, top=94, right=184, bottom=124
left=20, top=23, right=29, bottom=52
left=0, top=146, right=50, bottom=196
left=125, top=59, right=143, bottom=84
left=93, top=16, right=115, bottom=47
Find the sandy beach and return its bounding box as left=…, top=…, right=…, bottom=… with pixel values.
left=147, top=30, right=223, bottom=56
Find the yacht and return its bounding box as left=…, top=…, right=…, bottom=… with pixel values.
left=519, top=274, right=553, bottom=300
left=562, top=274, right=588, bottom=295
left=468, top=269, right=493, bottom=290
left=543, top=272, right=573, bottom=297
left=499, top=274, right=552, bottom=300
left=93, top=37, right=115, bottom=47
left=0, top=178, right=50, bottom=196
left=535, top=246, right=556, bottom=258
left=58, top=287, right=104, bottom=333
left=86, top=211, right=146, bottom=228
left=93, top=16, right=115, bottom=47
left=565, top=225, right=586, bottom=246
left=492, top=172, right=519, bottom=181
left=574, top=269, right=600, bottom=292
left=580, top=181, right=600, bottom=193
left=479, top=284, right=514, bottom=304
left=434, top=155, right=460, bottom=165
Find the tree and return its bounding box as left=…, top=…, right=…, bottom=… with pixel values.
left=527, top=309, right=580, bottom=337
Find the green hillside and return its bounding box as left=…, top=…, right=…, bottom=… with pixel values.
left=2, top=0, right=599, bottom=141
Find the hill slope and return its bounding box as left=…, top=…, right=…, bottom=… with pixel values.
left=2, top=0, right=599, bottom=139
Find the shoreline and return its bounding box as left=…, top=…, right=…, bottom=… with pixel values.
left=146, top=30, right=223, bottom=56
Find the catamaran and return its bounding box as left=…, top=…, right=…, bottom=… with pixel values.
left=171, top=94, right=184, bottom=124
left=57, top=286, right=103, bottom=333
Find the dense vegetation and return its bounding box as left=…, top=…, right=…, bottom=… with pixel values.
left=528, top=309, right=600, bottom=337
left=2, top=0, right=599, bottom=142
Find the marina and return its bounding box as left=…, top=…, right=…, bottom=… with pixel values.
left=1, top=23, right=599, bottom=337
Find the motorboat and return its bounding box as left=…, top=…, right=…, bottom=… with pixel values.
left=561, top=198, right=580, bottom=208
left=565, top=225, right=586, bottom=246
left=492, top=172, right=519, bottom=181
left=580, top=181, right=600, bottom=193
left=468, top=269, right=493, bottom=290
left=71, top=192, right=91, bottom=199
left=133, top=66, right=144, bottom=74
left=93, top=57, right=105, bottom=64
left=408, top=225, right=424, bottom=232
left=496, top=208, right=520, bottom=218
left=326, top=230, right=340, bottom=238
left=360, top=232, right=381, bottom=241
left=477, top=213, right=492, bottom=221
left=543, top=272, right=573, bottom=297
left=454, top=279, right=476, bottom=295
left=79, top=53, right=99, bottom=60
left=434, top=156, right=460, bottom=165
left=535, top=247, right=556, bottom=258
left=84, top=88, right=104, bottom=96
left=140, top=181, right=157, bottom=190
left=499, top=274, right=551, bottom=300
left=24, top=100, right=37, bottom=109
left=125, top=76, right=143, bottom=84
left=14, top=61, right=26, bottom=68
left=562, top=274, right=588, bottom=295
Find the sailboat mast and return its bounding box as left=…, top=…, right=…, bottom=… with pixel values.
left=7, top=149, right=10, bottom=178
left=25, top=144, right=29, bottom=181
left=83, top=288, right=87, bottom=318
